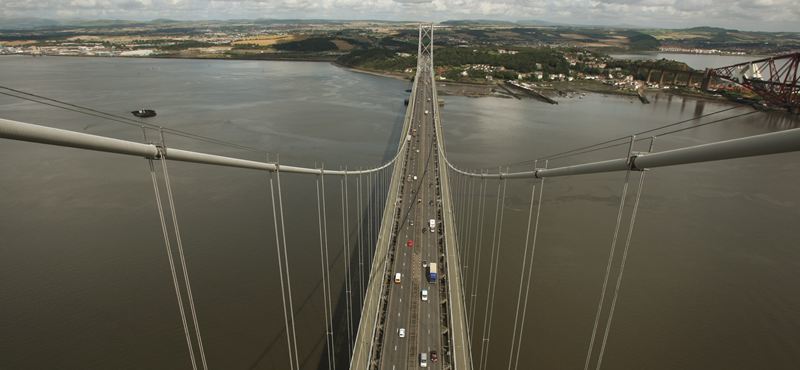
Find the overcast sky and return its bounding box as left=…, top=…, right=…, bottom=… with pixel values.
left=1, top=0, right=799, bottom=32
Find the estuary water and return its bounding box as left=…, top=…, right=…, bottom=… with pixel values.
left=609, top=51, right=770, bottom=70
left=1, top=55, right=799, bottom=370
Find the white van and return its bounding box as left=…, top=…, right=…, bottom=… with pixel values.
left=419, top=352, right=428, bottom=367
left=395, top=273, right=402, bottom=284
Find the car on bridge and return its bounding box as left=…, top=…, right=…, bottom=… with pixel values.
left=430, top=351, right=438, bottom=362
left=407, top=239, right=414, bottom=248
left=421, top=288, right=428, bottom=301
left=398, top=328, right=406, bottom=338
left=394, top=273, right=402, bottom=284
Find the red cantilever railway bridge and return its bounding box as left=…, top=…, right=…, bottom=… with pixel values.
left=705, top=52, right=800, bottom=111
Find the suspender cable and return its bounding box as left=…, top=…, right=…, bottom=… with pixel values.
left=507, top=165, right=538, bottom=370
left=384, top=166, right=390, bottom=220
left=341, top=170, right=354, bottom=356
left=595, top=141, right=653, bottom=370
left=275, top=166, right=301, bottom=369
left=454, top=168, right=466, bottom=287
left=464, top=173, right=476, bottom=283
left=147, top=158, right=198, bottom=370
left=321, top=168, right=336, bottom=370
left=315, top=169, right=334, bottom=370
left=268, top=169, right=297, bottom=370
left=512, top=161, right=547, bottom=370
left=478, top=176, right=504, bottom=370
left=366, top=172, right=372, bottom=274
left=469, top=173, right=488, bottom=336
left=159, top=151, right=209, bottom=370
left=458, top=173, right=468, bottom=270
left=508, top=161, right=547, bottom=369
left=369, top=170, right=375, bottom=264
left=480, top=171, right=509, bottom=370
left=583, top=137, right=636, bottom=370
left=459, top=172, right=468, bottom=241
left=461, top=171, right=475, bottom=339
left=452, top=171, right=461, bottom=255
left=356, top=172, right=365, bottom=304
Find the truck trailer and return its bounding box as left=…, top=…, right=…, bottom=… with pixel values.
left=428, top=262, right=438, bottom=282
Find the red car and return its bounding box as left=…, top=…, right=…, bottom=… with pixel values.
left=407, top=239, right=414, bottom=248
left=430, top=351, right=438, bottom=362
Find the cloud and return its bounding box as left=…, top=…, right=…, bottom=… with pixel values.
left=0, top=0, right=797, bottom=31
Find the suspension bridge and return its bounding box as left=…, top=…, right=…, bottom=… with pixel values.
left=1, top=24, right=800, bottom=370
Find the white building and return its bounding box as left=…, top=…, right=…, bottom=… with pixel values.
left=120, top=49, right=154, bottom=57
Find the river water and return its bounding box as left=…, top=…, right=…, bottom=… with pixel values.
left=609, top=52, right=769, bottom=70
left=1, top=55, right=799, bottom=370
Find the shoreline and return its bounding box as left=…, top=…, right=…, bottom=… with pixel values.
left=2, top=54, right=752, bottom=108
left=330, top=62, right=413, bottom=82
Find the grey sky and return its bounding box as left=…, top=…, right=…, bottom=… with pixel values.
left=1, top=0, right=798, bottom=32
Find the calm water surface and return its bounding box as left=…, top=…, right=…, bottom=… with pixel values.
left=1, top=55, right=799, bottom=370
left=610, top=52, right=769, bottom=70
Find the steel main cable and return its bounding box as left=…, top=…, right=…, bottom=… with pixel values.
left=0, top=85, right=265, bottom=153
left=441, top=108, right=759, bottom=178
left=496, top=105, right=745, bottom=169
left=544, top=109, right=761, bottom=163
left=1, top=87, right=414, bottom=175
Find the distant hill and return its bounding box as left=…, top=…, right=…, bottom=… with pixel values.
left=632, top=32, right=660, bottom=50
left=0, top=17, right=62, bottom=30
left=441, top=19, right=517, bottom=27
left=683, top=26, right=737, bottom=33
left=251, top=18, right=345, bottom=25
left=515, top=19, right=563, bottom=27
left=0, top=17, right=147, bottom=30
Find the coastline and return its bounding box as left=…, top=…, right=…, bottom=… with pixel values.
left=5, top=54, right=748, bottom=108
left=330, top=62, right=412, bottom=81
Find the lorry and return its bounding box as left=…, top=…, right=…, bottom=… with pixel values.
left=428, top=262, right=438, bottom=283
left=429, top=219, right=436, bottom=233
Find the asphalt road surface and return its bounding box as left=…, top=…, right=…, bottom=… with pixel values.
left=379, top=60, right=444, bottom=369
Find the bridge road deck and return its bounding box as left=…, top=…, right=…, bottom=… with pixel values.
left=350, top=50, right=472, bottom=369
left=348, top=52, right=420, bottom=370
